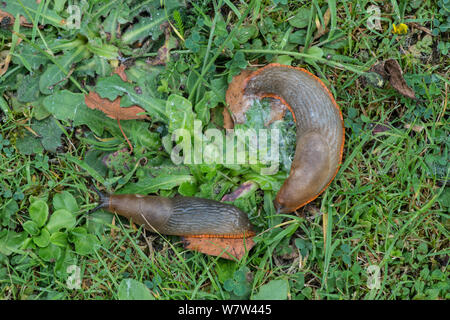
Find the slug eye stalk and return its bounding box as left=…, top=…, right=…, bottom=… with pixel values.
left=87, top=184, right=110, bottom=215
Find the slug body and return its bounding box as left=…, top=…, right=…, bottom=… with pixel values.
left=93, top=64, right=344, bottom=244
left=97, top=193, right=255, bottom=238
left=243, top=64, right=345, bottom=213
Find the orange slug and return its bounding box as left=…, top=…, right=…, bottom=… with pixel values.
left=243, top=64, right=345, bottom=213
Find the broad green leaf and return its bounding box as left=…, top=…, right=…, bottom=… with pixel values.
left=54, top=247, right=77, bottom=279
left=166, top=94, right=195, bottom=133
left=94, top=56, right=112, bottom=77
left=1, top=200, right=18, bottom=227
left=53, top=191, right=79, bottom=213
left=15, top=131, right=44, bottom=155
left=94, top=74, right=128, bottom=101
left=31, top=116, right=63, bottom=153
left=125, top=62, right=161, bottom=98
left=126, top=121, right=161, bottom=150
left=86, top=210, right=114, bottom=234
left=121, top=11, right=166, bottom=44
left=70, top=227, right=99, bottom=255
left=163, top=0, right=185, bottom=12
left=33, top=98, right=52, bottom=120
left=46, top=209, right=76, bottom=234
left=47, top=38, right=86, bottom=53
left=275, top=55, right=293, bottom=65
left=12, top=43, right=48, bottom=70
left=50, top=232, right=68, bottom=247
left=83, top=149, right=108, bottom=178
left=235, top=25, right=258, bottom=44
left=0, top=231, right=27, bottom=256
left=95, top=75, right=167, bottom=121
left=43, top=90, right=85, bottom=121
left=295, top=238, right=312, bottom=256
left=289, top=29, right=307, bottom=45
left=252, top=279, right=289, bottom=300
left=438, top=188, right=450, bottom=208
left=222, top=267, right=252, bottom=298
left=103, top=4, right=132, bottom=38
left=63, top=154, right=106, bottom=187
left=118, top=279, right=155, bottom=300
left=17, top=74, right=40, bottom=102
left=38, top=243, right=62, bottom=262
left=305, top=46, right=324, bottom=64
left=39, top=46, right=88, bottom=94
left=121, top=91, right=166, bottom=122
left=76, top=58, right=99, bottom=77
left=243, top=172, right=283, bottom=191
left=178, top=181, right=198, bottom=196
left=306, top=46, right=324, bottom=57
left=216, top=260, right=237, bottom=284
left=225, top=51, right=248, bottom=83
left=43, top=90, right=114, bottom=135
left=194, top=91, right=220, bottom=124
left=29, top=200, right=49, bottom=228
left=33, top=228, right=51, bottom=248
left=288, top=8, right=310, bottom=29
left=74, top=234, right=98, bottom=255
left=23, top=220, right=40, bottom=236
left=54, top=0, right=67, bottom=12
left=86, top=41, right=118, bottom=60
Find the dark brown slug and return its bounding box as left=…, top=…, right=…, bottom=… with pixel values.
left=91, top=64, right=344, bottom=245
left=94, top=192, right=255, bottom=238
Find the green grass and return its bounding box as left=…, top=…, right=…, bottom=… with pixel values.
left=0, top=0, right=449, bottom=300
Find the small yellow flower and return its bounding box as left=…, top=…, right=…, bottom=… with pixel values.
left=392, top=23, right=408, bottom=35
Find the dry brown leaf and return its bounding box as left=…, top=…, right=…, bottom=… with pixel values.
left=221, top=181, right=258, bottom=202
left=409, top=22, right=432, bottom=35
left=113, top=64, right=128, bottom=81
left=369, top=60, right=388, bottom=79
left=0, top=50, right=11, bottom=77
left=0, top=9, right=14, bottom=27
left=322, top=212, right=328, bottom=251
left=182, top=236, right=255, bottom=260
left=372, top=123, right=391, bottom=134
left=0, top=29, right=22, bottom=76
left=370, top=59, right=417, bottom=99
left=384, top=59, right=416, bottom=99
left=0, top=9, right=36, bottom=28
left=224, top=69, right=254, bottom=129
left=404, top=123, right=424, bottom=132
left=314, top=8, right=331, bottom=39
left=84, top=91, right=149, bottom=120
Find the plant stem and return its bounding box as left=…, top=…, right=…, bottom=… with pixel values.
left=239, top=49, right=367, bottom=75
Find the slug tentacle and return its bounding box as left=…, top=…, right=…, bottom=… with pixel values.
left=88, top=185, right=110, bottom=214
